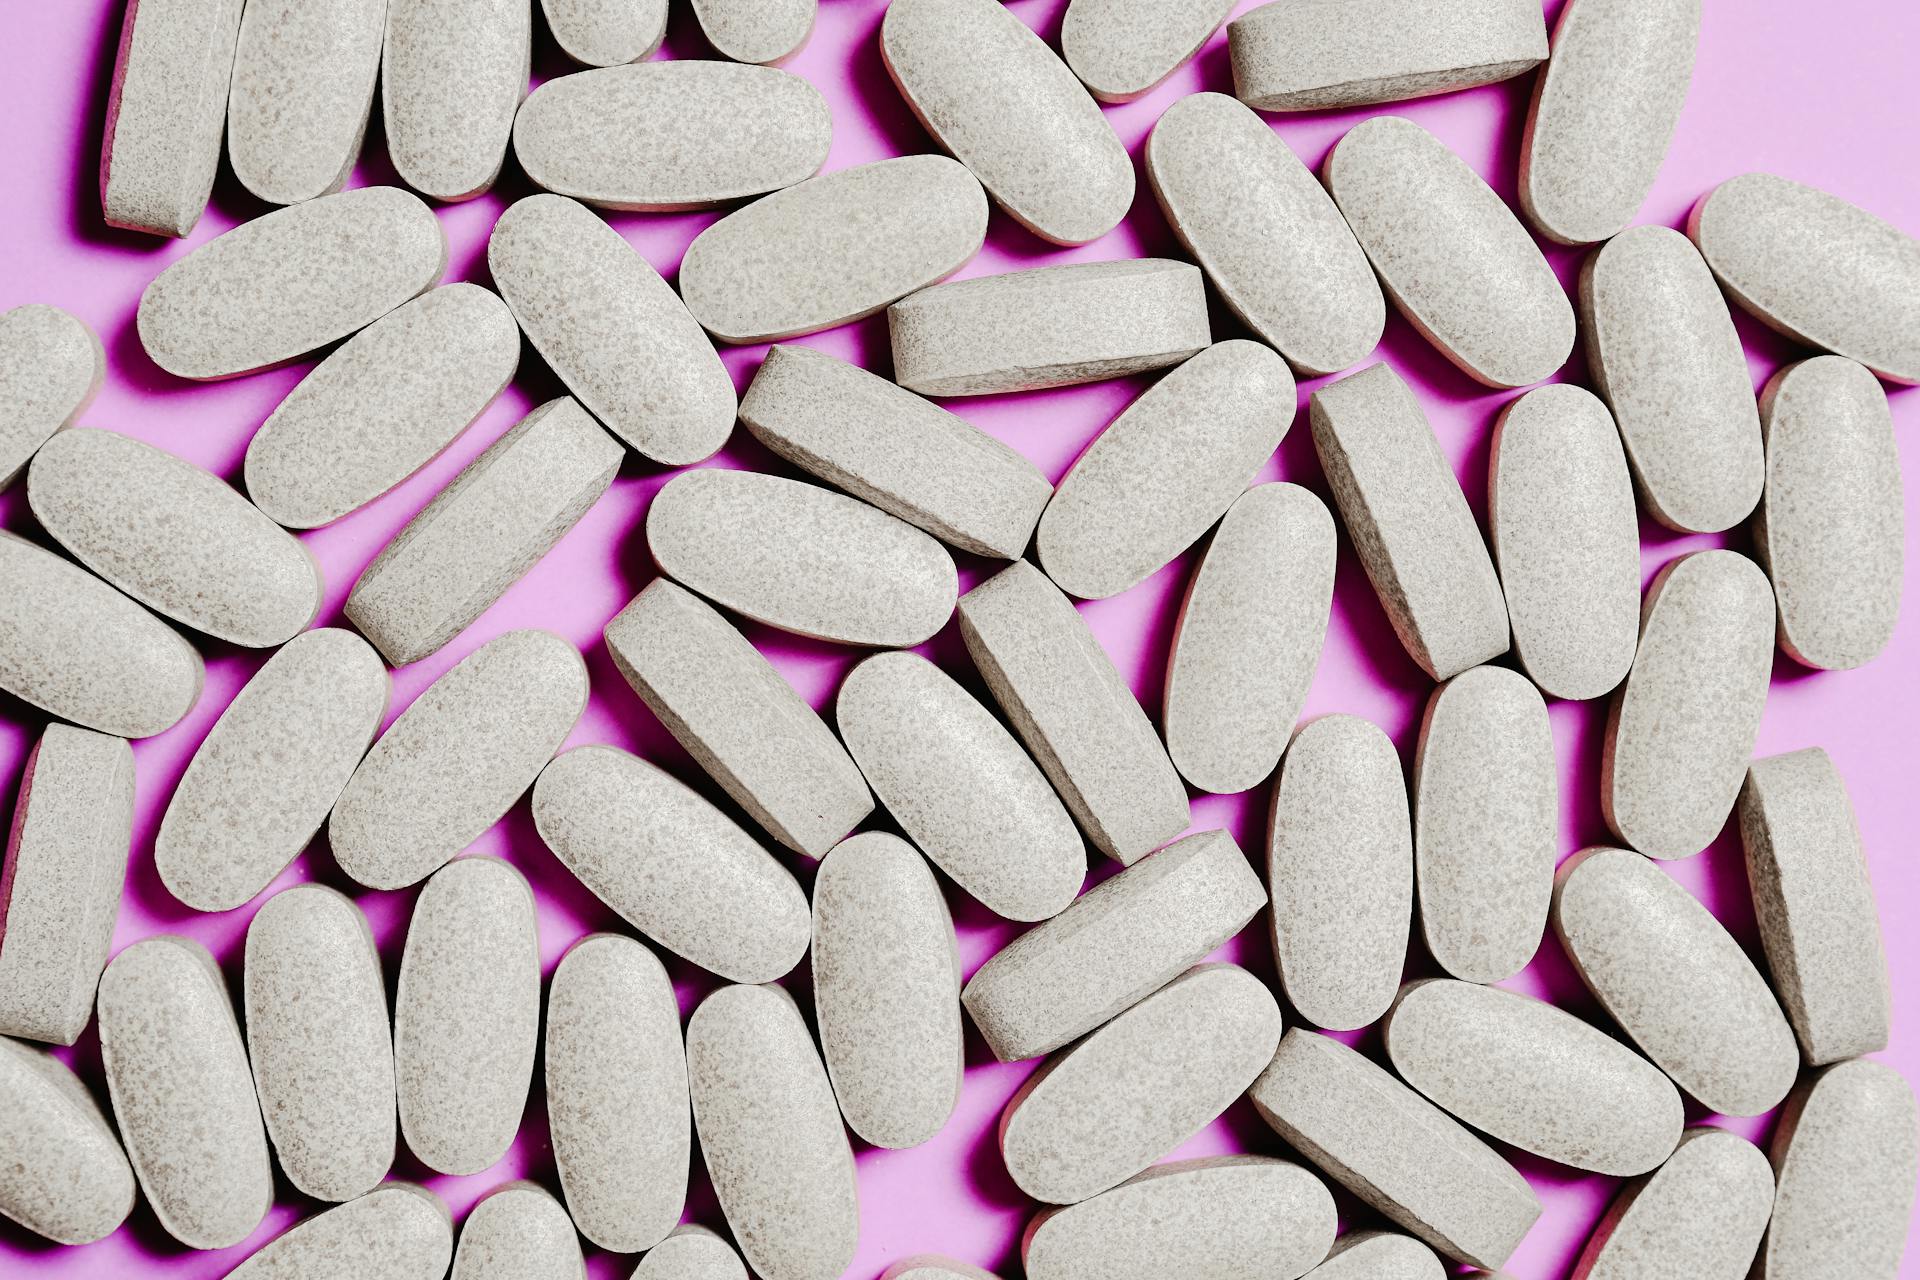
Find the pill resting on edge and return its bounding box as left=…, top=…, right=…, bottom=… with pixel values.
left=541, top=0, right=669, bottom=67
left=692, top=0, right=816, bottom=65
left=450, top=1181, right=586, bottom=1280
left=636, top=1225, right=750, bottom=1280
left=383, top=0, right=531, bottom=202
left=1061, top=0, right=1233, bottom=103
left=225, top=1184, right=453, bottom=1280
left=1570, top=1127, right=1773, bottom=1280
left=0, top=304, right=102, bottom=490
left=226, top=0, right=385, bottom=205
left=0, top=1037, right=134, bottom=1245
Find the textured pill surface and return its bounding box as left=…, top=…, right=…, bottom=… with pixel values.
left=692, top=0, right=815, bottom=64
left=0, top=1036, right=134, bottom=1245
left=635, top=1225, right=750, bottom=1280
left=1304, top=1232, right=1444, bottom=1280
left=451, top=1181, right=585, bottom=1280
left=1061, top=0, right=1232, bottom=102
left=226, top=1183, right=453, bottom=1279
left=383, top=0, right=530, bottom=201
left=0, top=304, right=102, bottom=489
left=542, top=0, right=668, bottom=66
left=1571, top=1127, right=1773, bottom=1280
left=882, top=1256, right=1001, bottom=1280
left=226, top=0, right=385, bottom=205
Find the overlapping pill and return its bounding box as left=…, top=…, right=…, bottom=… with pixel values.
left=0, top=1037, right=134, bottom=1245
left=692, top=0, right=815, bottom=64
left=1571, top=1127, right=1773, bottom=1280
left=451, top=1182, right=585, bottom=1280
left=542, top=0, right=667, bottom=66
left=1061, top=0, right=1232, bottom=102
left=1304, top=1233, right=1443, bottom=1280
left=882, top=1257, right=1000, bottom=1280
left=226, top=1184, right=454, bottom=1279
left=637, top=1225, right=749, bottom=1280
left=226, top=0, right=384, bottom=205
left=0, top=304, right=102, bottom=489
left=383, top=0, right=529, bottom=201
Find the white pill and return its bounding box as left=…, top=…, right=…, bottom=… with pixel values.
left=541, top=0, right=667, bottom=66
left=451, top=1181, right=585, bottom=1280
left=383, top=0, right=530, bottom=201
left=0, top=304, right=103, bottom=490
left=637, top=1225, right=750, bottom=1280
left=881, top=1256, right=1000, bottom=1280
left=1303, top=1233, right=1443, bottom=1280
left=226, top=0, right=385, bottom=204
left=226, top=1184, right=454, bottom=1280
left=0, top=1036, right=134, bottom=1245
left=692, top=0, right=815, bottom=64
left=1061, top=0, right=1233, bottom=102
left=1571, top=1127, right=1773, bottom=1280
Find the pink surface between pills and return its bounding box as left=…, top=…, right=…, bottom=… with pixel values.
left=1, top=1, right=1916, bottom=1276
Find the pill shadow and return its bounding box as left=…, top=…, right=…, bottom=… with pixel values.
left=843, top=4, right=932, bottom=160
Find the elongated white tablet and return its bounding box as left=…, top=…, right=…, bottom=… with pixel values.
left=0, top=304, right=103, bottom=489
left=693, top=0, right=814, bottom=64
left=1306, top=1233, right=1444, bottom=1280
left=383, top=0, right=529, bottom=201
left=451, top=1182, right=585, bottom=1280
left=638, top=1225, right=750, bottom=1280
left=0, top=1038, right=132, bottom=1245
left=542, top=0, right=667, bottom=66
left=882, top=1256, right=999, bottom=1280
left=1062, top=0, right=1232, bottom=102
left=1572, top=1127, right=1773, bottom=1280
left=226, top=1184, right=454, bottom=1280
left=227, top=0, right=384, bottom=204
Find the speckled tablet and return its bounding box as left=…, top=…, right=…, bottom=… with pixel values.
left=1061, top=0, right=1232, bottom=102
left=692, top=0, right=814, bottom=63
left=1304, top=1232, right=1443, bottom=1280
left=1571, top=1127, right=1773, bottom=1280
left=227, top=0, right=384, bottom=204
left=450, top=1181, right=585, bottom=1280
left=0, top=1036, right=134, bottom=1245
left=882, top=1256, right=1001, bottom=1280
left=542, top=0, right=667, bottom=66
left=0, top=304, right=103, bottom=489
left=636, top=1225, right=750, bottom=1280
left=383, top=0, right=529, bottom=201
left=226, top=1183, right=453, bottom=1279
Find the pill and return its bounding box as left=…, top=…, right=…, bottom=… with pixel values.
left=245, top=283, right=521, bottom=529
left=382, top=0, right=528, bottom=201
left=28, top=430, right=320, bottom=649
left=1303, top=1233, right=1443, bottom=1280
left=488, top=194, right=735, bottom=465
left=227, top=1184, right=454, bottom=1279
left=0, top=304, right=102, bottom=490
left=739, top=343, right=1053, bottom=560
left=242, top=885, right=395, bottom=1202
left=605, top=579, right=874, bottom=858
left=889, top=260, right=1210, bottom=397
left=226, top=0, right=384, bottom=205
left=1571, top=1127, right=1773, bottom=1280
left=812, top=833, right=962, bottom=1149
left=1229, top=0, right=1545, bottom=112
left=1309, top=364, right=1510, bottom=680
left=99, top=0, right=244, bottom=236
left=1737, top=748, right=1891, bottom=1065
left=394, top=857, right=540, bottom=1176
left=882, top=1257, right=1000, bottom=1280
left=1413, top=666, right=1556, bottom=984
left=1023, top=1156, right=1337, bottom=1280
left=961, top=829, right=1266, bottom=1062
left=514, top=63, right=829, bottom=211
left=0, top=531, right=204, bottom=738
left=545, top=934, right=689, bottom=1252
left=531, top=745, right=810, bottom=983
left=636, top=1225, right=750, bottom=1280
left=956, top=560, right=1188, bottom=864
left=686, top=983, right=859, bottom=1280
left=1061, top=0, right=1231, bottom=102
left=692, top=0, right=814, bottom=64
left=344, top=397, right=621, bottom=665
left=1266, top=714, right=1411, bottom=1030
left=0, top=1036, right=134, bottom=1245
left=646, top=469, right=958, bottom=648
left=1602, top=550, right=1774, bottom=859
left=1326, top=118, right=1573, bottom=388
left=1001, top=964, right=1281, bottom=1203
left=451, top=1181, right=585, bottom=1280
left=1689, top=173, right=1920, bottom=386
left=97, top=936, right=272, bottom=1249
left=1486, top=384, right=1640, bottom=700
left=1036, top=340, right=1297, bottom=600
left=542, top=0, right=667, bottom=66
left=1145, top=93, right=1383, bottom=377
left=1250, top=1029, right=1541, bottom=1269
left=1552, top=846, right=1799, bottom=1116
left=0, top=725, right=132, bottom=1046
left=331, top=629, right=587, bottom=890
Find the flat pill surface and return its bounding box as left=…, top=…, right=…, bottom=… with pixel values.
left=226, top=1184, right=453, bottom=1280
left=451, top=1182, right=585, bottom=1280
left=542, top=0, right=666, bottom=65
left=226, top=0, right=384, bottom=205
left=0, top=1037, right=134, bottom=1245
left=383, top=0, right=529, bottom=201
left=0, top=304, right=102, bottom=489
left=1062, top=0, right=1232, bottom=102
left=882, top=1256, right=1000, bottom=1280
left=1572, top=1127, right=1773, bottom=1280
left=692, top=0, right=815, bottom=64
left=636, top=1225, right=749, bottom=1280
left=136, top=185, right=445, bottom=379
left=1306, top=1233, right=1444, bottom=1280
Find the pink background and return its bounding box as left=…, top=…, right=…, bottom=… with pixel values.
left=1, top=0, right=1916, bottom=1275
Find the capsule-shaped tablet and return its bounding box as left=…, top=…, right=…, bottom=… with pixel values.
left=245, top=284, right=521, bottom=529
left=542, top=0, right=667, bottom=66
left=1250, top=1029, right=1541, bottom=1270
left=227, top=1184, right=454, bottom=1280
left=740, top=344, right=1053, bottom=559
left=532, top=746, right=810, bottom=983
left=882, top=1257, right=1000, bottom=1280
left=1690, top=173, right=1920, bottom=386
left=957, top=560, right=1189, bottom=864
left=686, top=984, right=859, bottom=1280
left=451, top=1182, right=585, bottom=1280
left=1572, top=1127, right=1773, bottom=1280
left=1305, top=1233, right=1444, bottom=1280
left=1737, top=748, right=1891, bottom=1065
left=813, top=834, right=962, bottom=1150
left=638, top=1225, right=750, bottom=1280
left=692, top=0, right=814, bottom=63
left=1603, top=550, right=1774, bottom=859
left=962, top=830, right=1266, bottom=1062
left=1037, top=341, right=1295, bottom=600
left=0, top=304, right=102, bottom=490
left=0, top=1036, right=134, bottom=1245
left=226, top=0, right=384, bottom=204
left=1553, top=846, right=1799, bottom=1116
left=1487, top=384, right=1640, bottom=700
left=383, top=0, right=528, bottom=201
left=1061, top=0, right=1231, bottom=103
left=488, top=194, right=736, bottom=465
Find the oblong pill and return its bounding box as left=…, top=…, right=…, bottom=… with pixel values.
left=1572, top=1127, right=1773, bottom=1280
left=100, top=0, right=243, bottom=236
left=1553, top=846, right=1799, bottom=1116
left=1603, top=550, right=1774, bottom=859
left=488, top=194, right=735, bottom=465
left=545, top=934, right=689, bottom=1252
left=394, top=857, right=540, bottom=1176
left=740, top=344, right=1053, bottom=559
left=889, top=260, right=1209, bottom=397
left=0, top=1036, right=134, bottom=1245
left=1037, top=340, right=1296, bottom=600
left=637, top=1225, right=749, bottom=1280
left=1487, top=384, right=1640, bottom=700
left=136, top=185, right=446, bottom=380
left=1062, top=0, right=1231, bottom=102
left=1001, top=964, right=1281, bottom=1203
left=1145, top=92, right=1382, bottom=377
left=451, top=1182, right=585, bottom=1280
left=883, top=1256, right=1000, bottom=1280
left=97, top=936, right=272, bottom=1249
left=0, top=304, right=103, bottom=489
left=693, top=0, right=814, bottom=64
left=1689, top=173, right=1920, bottom=386
left=245, top=283, right=521, bottom=529
left=542, top=0, right=668, bottom=66
left=531, top=746, right=810, bottom=983
left=837, top=651, right=1084, bottom=922
left=686, top=984, right=859, bottom=1280
left=383, top=0, right=529, bottom=201
left=227, top=1184, right=453, bottom=1280
left=330, top=628, right=588, bottom=890
left=227, top=0, right=384, bottom=204
left=1306, top=1233, right=1444, bottom=1280
left=961, top=829, right=1266, bottom=1062
left=513, top=62, right=829, bottom=210
left=957, top=560, right=1189, bottom=864
left=647, top=469, right=958, bottom=648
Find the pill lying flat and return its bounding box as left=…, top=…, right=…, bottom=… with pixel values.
left=1487, top=384, right=1640, bottom=700
left=692, top=0, right=814, bottom=64
left=0, top=304, right=102, bottom=489
left=0, top=1037, right=133, bottom=1245
left=637, top=1225, right=750, bottom=1280
left=962, top=829, right=1266, bottom=1061
left=1553, top=846, right=1799, bottom=1116
left=345, top=397, right=621, bottom=665
left=1572, top=1127, right=1773, bottom=1280
left=1037, top=340, right=1296, bottom=600
left=227, top=0, right=384, bottom=204
left=331, top=630, right=585, bottom=890
left=1603, top=550, right=1774, bottom=859
left=97, top=937, right=272, bottom=1249
left=882, top=1256, right=1000, bottom=1280
left=890, top=260, right=1209, bottom=397
left=383, top=0, right=529, bottom=201
left=531, top=746, right=810, bottom=983
left=1250, top=1029, right=1541, bottom=1269
left=451, top=1182, right=585, bottom=1280
left=245, top=284, right=521, bottom=529
left=1305, top=1233, right=1443, bottom=1280
left=489, top=194, right=735, bottom=464
left=1737, top=748, right=1891, bottom=1065
left=686, top=984, right=859, bottom=1280
left=740, top=344, right=1053, bottom=559
left=1690, top=173, right=1920, bottom=386
left=542, top=0, right=667, bottom=66
left=227, top=1184, right=454, bottom=1280
left=1061, top=0, right=1232, bottom=102
left=957, top=560, right=1188, bottom=864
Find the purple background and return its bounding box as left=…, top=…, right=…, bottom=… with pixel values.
left=1, top=0, right=1916, bottom=1275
